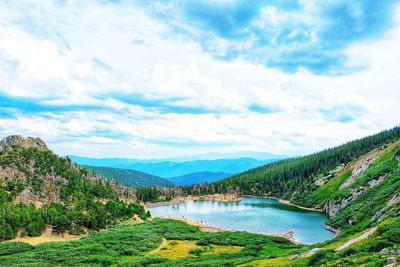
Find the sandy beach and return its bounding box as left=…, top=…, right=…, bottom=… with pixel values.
left=156, top=216, right=226, bottom=232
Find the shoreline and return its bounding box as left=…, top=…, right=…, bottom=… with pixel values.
left=258, top=196, right=324, bottom=212
left=324, top=224, right=340, bottom=235
left=144, top=194, right=242, bottom=208
left=154, top=215, right=226, bottom=233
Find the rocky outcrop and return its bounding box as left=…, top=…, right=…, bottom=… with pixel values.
left=372, top=193, right=400, bottom=222
left=325, top=188, right=364, bottom=217
left=314, top=164, right=345, bottom=186
left=339, top=155, right=377, bottom=189
left=0, top=135, right=48, bottom=151
left=325, top=174, right=387, bottom=218
left=324, top=224, right=340, bottom=235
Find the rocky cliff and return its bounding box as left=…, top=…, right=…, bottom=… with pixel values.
left=0, top=135, right=48, bottom=151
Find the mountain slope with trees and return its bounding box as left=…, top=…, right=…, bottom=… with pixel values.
left=188, top=127, right=400, bottom=203
left=0, top=135, right=148, bottom=241
left=83, top=165, right=174, bottom=188
left=165, top=171, right=231, bottom=186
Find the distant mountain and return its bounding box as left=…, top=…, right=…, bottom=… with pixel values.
left=70, top=156, right=278, bottom=178
left=165, top=172, right=231, bottom=186
left=84, top=165, right=174, bottom=188
left=69, top=151, right=284, bottom=165
left=167, top=151, right=287, bottom=161
left=68, top=156, right=162, bottom=166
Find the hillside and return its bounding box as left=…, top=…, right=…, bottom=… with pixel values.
left=193, top=127, right=399, bottom=201
left=166, top=171, right=231, bottom=186
left=71, top=156, right=272, bottom=178
left=0, top=135, right=147, bottom=241
left=83, top=165, right=174, bottom=188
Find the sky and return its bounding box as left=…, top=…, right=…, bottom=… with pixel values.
left=0, top=0, right=399, bottom=159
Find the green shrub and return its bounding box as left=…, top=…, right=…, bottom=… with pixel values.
left=189, top=248, right=204, bottom=256
left=308, top=249, right=334, bottom=266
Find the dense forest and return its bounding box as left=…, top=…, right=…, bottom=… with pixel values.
left=184, top=127, right=400, bottom=206
left=0, top=138, right=148, bottom=241
left=83, top=165, right=174, bottom=188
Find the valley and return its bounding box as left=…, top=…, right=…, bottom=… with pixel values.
left=0, top=127, right=399, bottom=266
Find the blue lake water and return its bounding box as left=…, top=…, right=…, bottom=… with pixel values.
left=148, top=196, right=335, bottom=244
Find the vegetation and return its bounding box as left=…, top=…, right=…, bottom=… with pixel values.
left=84, top=165, right=174, bottom=188
left=0, top=217, right=398, bottom=266
left=0, top=145, right=147, bottom=241
left=0, top=219, right=304, bottom=266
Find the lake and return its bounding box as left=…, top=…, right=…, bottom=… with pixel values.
left=148, top=196, right=335, bottom=244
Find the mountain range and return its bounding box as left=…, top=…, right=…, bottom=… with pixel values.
left=165, top=171, right=231, bottom=186
left=69, top=156, right=278, bottom=182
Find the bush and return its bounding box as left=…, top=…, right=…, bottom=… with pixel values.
left=189, top=248, right=204, bottom=256
left=308, top=249, right=335, bottom=266
left=196, top=239, right=209, bottom=246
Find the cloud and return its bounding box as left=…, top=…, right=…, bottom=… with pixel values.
left=139, top=0, right=399, bottom=74
left=0, top=1, right=399, bottom=158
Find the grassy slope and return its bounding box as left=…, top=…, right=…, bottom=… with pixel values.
left=305, top=141, right=397, bottom=208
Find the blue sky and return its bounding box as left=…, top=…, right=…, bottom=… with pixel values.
left=0, top=0, right=399, bottom=158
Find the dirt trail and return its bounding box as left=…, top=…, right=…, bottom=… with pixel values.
left=146, top=237, right=167, bottom=255
left=293, top=226, right=377, bottom=260
left=335, top=227, right=377, bottom=251
left=8, top=233, right=83, bottom=245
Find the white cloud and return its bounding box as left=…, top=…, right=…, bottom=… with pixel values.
left=0, top=1, right=399, bottom=158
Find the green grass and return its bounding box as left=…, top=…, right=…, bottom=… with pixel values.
left=308, top=169, right=351, bottom=207
left=306, top=217, right=400, bottom=266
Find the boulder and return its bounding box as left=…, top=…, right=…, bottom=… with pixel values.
left=381, top=248, right=390, bottom=254
left=387, top=257, right=396, bottom=264
left=340, top=155, right=376, bottom=189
